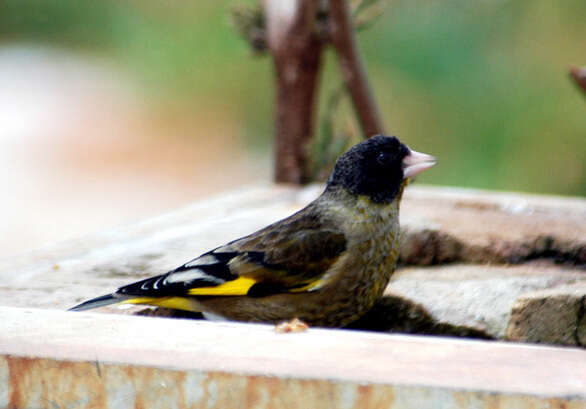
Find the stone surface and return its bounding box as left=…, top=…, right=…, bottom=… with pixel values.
left=386, top=263, right=586, bottom=339
left=400, top=187, right=586, bottom=265
left=506, top=283, right=586, bottom=346
left=0, top=184, right=584, bottom=345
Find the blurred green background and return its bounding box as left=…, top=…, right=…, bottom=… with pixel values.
left=1, top=0, right=585, bottom=196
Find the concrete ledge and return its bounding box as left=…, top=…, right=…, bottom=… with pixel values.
left=1, top=306, right=586, bottom=408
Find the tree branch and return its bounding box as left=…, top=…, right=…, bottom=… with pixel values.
left=329, top=0, right=384, bottom=138
left=569, top=66, right=586, bottom=96
left=265, top=0, right=324, bottom=184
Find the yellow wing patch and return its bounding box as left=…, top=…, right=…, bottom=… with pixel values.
left=120, top=278, right=258, bottom=310
left=121, top=296, right=198, bottom=312
left=188, top=277, right=257, bottom=296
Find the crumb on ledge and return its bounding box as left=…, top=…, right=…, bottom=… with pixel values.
left=275, top=317, right=309, bottom=333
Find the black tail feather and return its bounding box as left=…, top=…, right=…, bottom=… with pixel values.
left=69, top=293, right=120, bottom=311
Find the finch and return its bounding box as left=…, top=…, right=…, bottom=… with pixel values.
left=70, top=135, right=436, bottom=327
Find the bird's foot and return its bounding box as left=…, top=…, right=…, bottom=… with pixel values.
left=274, top=317, right=309, bottom=333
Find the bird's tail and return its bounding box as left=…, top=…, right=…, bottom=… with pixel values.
left=69, top=293, right=121, bottom=311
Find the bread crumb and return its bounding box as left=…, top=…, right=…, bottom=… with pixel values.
left=275, top=317, right=309, bottom=333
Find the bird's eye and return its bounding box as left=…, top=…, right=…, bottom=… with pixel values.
left=377, top=152, right=390, bottom=165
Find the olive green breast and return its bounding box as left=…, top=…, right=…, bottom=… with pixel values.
left=308, top=190, right=402, bottom=324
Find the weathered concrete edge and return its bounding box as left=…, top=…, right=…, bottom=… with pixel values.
left=3, top=357, right=585, bottom=409
left=1, top=306, right=585, bottom=401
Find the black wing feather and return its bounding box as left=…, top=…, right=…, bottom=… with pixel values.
left=117, top=249, right=240, bottom=296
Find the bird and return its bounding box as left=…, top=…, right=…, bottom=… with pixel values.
left=70, top=135, right=436, bottom=328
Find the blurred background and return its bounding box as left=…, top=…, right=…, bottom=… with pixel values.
left=0, top=0, right=584, bottom=257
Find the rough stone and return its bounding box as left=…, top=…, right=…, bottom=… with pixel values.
left=506, top=284, right=586, bottom=346
left=400, top=226, right=463, bottom=265
left=386, top=263, right=586, bottom=339
left=400, top=186, right=586, bottom=266
left=345, top=294, right=494, bottom=339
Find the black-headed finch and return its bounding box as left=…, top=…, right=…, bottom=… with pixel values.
left=71, top=135, right=436, bottom=327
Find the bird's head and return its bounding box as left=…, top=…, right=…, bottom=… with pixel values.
left=326, top=135, right=436, bottom=204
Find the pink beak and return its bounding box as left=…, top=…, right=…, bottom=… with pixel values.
left=402, top=149, right=436, bottom=178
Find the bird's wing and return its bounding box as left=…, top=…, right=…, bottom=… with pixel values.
left=115, top=211, right=347, bottom=299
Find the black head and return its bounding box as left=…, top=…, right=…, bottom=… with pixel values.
left=326, top=135, right=413, bottom=203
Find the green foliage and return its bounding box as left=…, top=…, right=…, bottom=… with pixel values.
left=359, top=0, right=586, bottom=195
left=352, top=0, right=385, bottom=32
left=230, top=2, right=266, bottom=54
left=0, top=0, right=584, bottom=195
left=311, top=85, right=355, bottom=181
